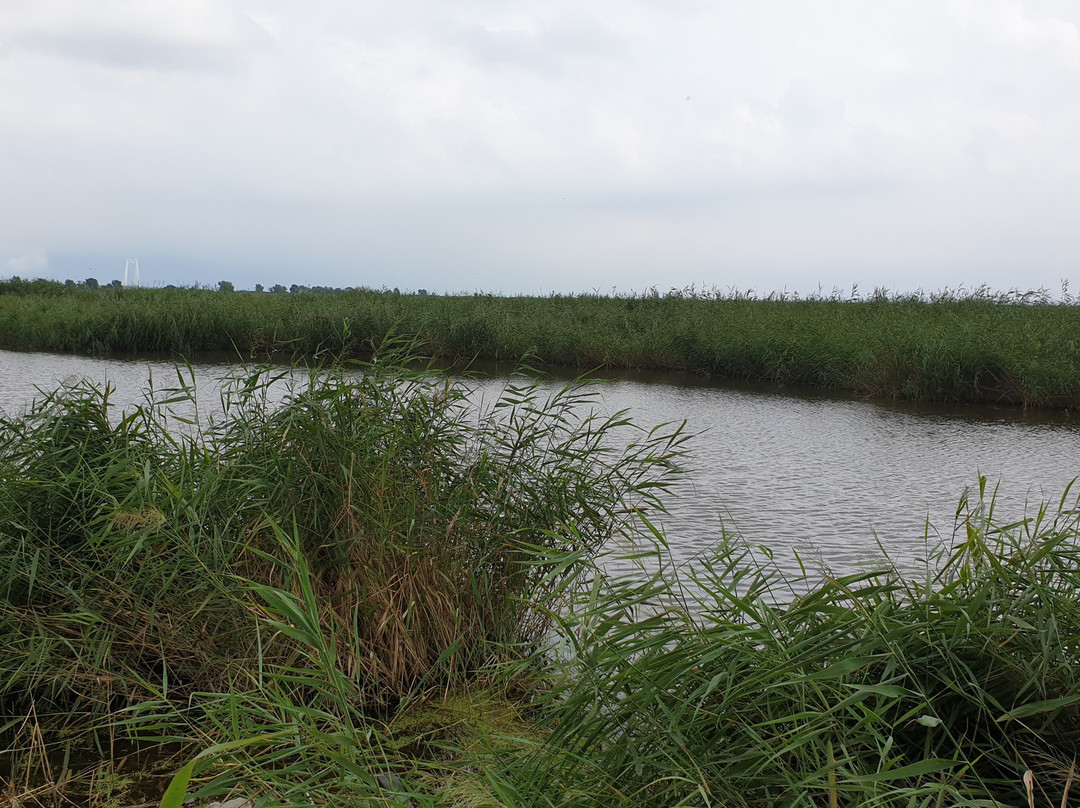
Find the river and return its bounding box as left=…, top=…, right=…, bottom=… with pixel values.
left=2, top=348, right=1079, bottom=579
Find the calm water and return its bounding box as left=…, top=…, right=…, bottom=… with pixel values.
left=2, top=348, right=1079, bottom=577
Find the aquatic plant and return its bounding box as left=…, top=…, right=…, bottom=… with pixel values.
left=2, top=280, right=1079, bottom=406
left=505, top=479, right=1080, bottom=807
left=4, top=342, right=1080, bottom=806
left=0, top=347, right=686, bottom=805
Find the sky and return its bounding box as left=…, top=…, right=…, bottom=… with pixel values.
left=2, top=0, right=1080, bottom=296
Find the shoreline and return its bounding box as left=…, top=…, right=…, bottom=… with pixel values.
left=2, top=281, right=1080, bottom=409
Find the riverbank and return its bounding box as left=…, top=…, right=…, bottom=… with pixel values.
left=2, top=279, right=1079, bottom=408
left=3, top=353, right=1080, bottom=807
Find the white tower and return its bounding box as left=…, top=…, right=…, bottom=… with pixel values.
left=123, top=259, right=140, bottom=288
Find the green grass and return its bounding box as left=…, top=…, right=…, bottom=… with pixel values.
left=508, top=481, right=1080, bottom=807
left=2, top=278, right=1080, bottom=407
left=0, top=346, right=685, bottom=806
left=2, top=348, right=1079, bottom=807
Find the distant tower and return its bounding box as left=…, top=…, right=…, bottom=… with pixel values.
left=123, top=259, right=141, bottom=288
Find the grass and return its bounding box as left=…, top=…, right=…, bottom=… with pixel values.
left=2, top=347, right=1080, bottom=806
left=2, top=278, right=1080, bottom=407
left=0, top=345, right=685, bottom=806
left=508, top=480, right=1080, bottom=806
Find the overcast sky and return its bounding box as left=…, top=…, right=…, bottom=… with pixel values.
left=2, top=0, right=1079, bottom=295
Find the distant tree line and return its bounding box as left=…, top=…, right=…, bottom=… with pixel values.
left=241, top=282, right=428, bottom=295
left=0, top=276, right=432, bottom=297
left=0, top=276, right=127, bottom=295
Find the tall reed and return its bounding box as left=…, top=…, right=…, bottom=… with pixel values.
left=2, top=280, right=1079, bottom=407
left=0, top=345, right=686, bottom=805
left=5, top=331, right=1080, bottom=806
left=504, top=479, right=1080, bottom=807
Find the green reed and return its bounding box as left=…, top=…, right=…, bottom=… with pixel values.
left=2, top=280, right=1080, bottom=407
left=0, top=346, right=686, bottom=805
left=500, top=478, right=1080, bottom=807
left=3, top=339, right=1080, bottom=806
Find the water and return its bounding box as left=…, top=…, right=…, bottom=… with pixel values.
left=593, top=380, right=1080, bottom=576
left=2, top=348, right=1079, bottom=577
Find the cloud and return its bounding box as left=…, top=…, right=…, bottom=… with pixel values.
left=454, top=13, right=620, bottom=73
left=4, top=249, right=48, bottom=275
left=16, top=30, right=244, bottom=74
left=777, top=80, right=846, bottom=132
left=952, top=0, right=1080, bottom=69
left=3, top=0, right=261, bottom=73
left=2, top=0, right=1080, bottom=294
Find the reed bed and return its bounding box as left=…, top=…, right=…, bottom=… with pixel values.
left=2, top=348, right=1079, bottom=807
left=506, top=480, right=1080, bottom=807
left=2, top=279, right=1080, bottom=407
left=0, top=347, right=685, bottom=805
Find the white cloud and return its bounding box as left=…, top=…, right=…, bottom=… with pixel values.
left=4, top=0, right=259, bottom=70
left=953, top=0, right=1080, bottom=69
left=1, top=0, right=1079, bottom=293
left=4, top=248, right=48, bottom=275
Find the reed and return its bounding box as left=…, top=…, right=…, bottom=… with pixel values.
left=3, top=345, right=1080, bottom=806
left=503, top=478, right=1080, bottom=807
left=0, top=346, right=686, bottom=805
left=2, top=279, right=1080, bottom=407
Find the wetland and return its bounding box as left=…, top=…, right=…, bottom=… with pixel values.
left=3, top=284, right=1080, bottom=807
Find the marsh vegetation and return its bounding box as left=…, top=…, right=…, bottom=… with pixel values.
left=2, top=278, right=1080, bottom=408
left=2, top=348, right=1080, bottom=807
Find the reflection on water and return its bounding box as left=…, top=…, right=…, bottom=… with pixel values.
left=0, top=349, right=235, bottom=424
left=2, top=348, right=1079, bottom=578
left=593, top=381, right=1080, bottom=577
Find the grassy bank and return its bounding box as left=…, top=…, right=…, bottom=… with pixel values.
left=0, top=348, right=686, bottom=806
left=3, top=352, right=1080, bottom=807
left=2, top=279, right=1080, bottom=407
left=520, top=484, right=1080, bottom=807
